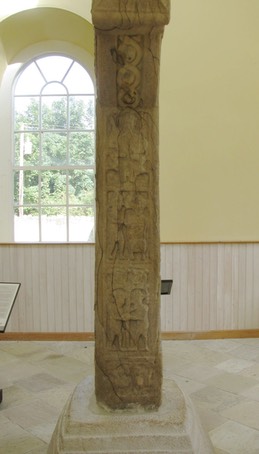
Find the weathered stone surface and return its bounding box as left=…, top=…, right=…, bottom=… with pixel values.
left=92, top=0, right=170, bottom=28
left=47, top=376, right=215, bottom=454
left=93, top=0, right=170, bottom=410
left=47, top=3, right=214, bottom=451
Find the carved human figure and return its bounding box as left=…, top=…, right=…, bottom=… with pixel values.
left=117, top=109, right=148, bottom=185
left=128, top=288, right=149, bottom=350
left=111, top=288, right=130, bottom=348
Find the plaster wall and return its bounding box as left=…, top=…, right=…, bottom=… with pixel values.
left=160, top=0, right=259, bottom=242
left=0, top=1, right=259, bottom=242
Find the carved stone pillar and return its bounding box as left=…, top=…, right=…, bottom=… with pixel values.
left=92, top=0, right=170, bottom=410
left=47, top=4, right=214, bottom=451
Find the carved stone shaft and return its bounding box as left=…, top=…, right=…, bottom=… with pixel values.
left=92, top=0, right=170, bottom=410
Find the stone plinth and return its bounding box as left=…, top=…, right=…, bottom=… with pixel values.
left=48, top=376, right=214, bottom=454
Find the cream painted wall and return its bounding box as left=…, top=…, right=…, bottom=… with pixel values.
left=1, top=1, right=259, bottom=242
left=0, top=8, right=94, bottom=64
left=0, top=37, right=7, bottom=84
left=160, top=0, right=259, bottom=242
left=0, top=0, right=92, bottom=22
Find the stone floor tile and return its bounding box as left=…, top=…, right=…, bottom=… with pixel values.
left=214, top=449, right=231, bottom=454
left=195, top=406, right=228, bottom=433
left=0, top=341, right=47, bottom=358
left=174, top=363, right=222, bottom=382
left=2, top=399, right=60, bottom=429
left=28, top=421, right=58, bottom=443
left=194, top=339, right=240, bottom=353
left=205, top=371, right=258, bottom=394
left=241, top=383, right=259, bottom=402
left=26, top=447, right=48, bottom=454
left=38, top=383, right=75, bottom=409
left=163, top=356, right=190, bottom=373
left=221, top=400, right=259, bottom=431
left=0, top=385, right=34, bottom=410
left=1, top=339, right=259, bottom=453
left=171, top=374, right=206, bottom=395
left=238, top=362, right=259, bottom=379
left=15, top=372, right=66, bottom=393
left=0, top=435, right=46, bottom=454
left=0, top=417, right=47, bottom=454
left=234, top=338, right=259, bottom=346
left=190, top=385, right=246, bottom=413
left=215, top=358, right=254, bottom=373
left=36, top=355, right=87, bottom=383
left=0, top=349, right=19, bottom=365
left=209, top=420, right=259, bottom=454
left=229, top=344, right=259, bottom=362
left=0, top=360, right=43, bottom=385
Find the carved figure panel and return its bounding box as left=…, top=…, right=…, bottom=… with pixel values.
left=106, top=108, right=149, bottom=190
left=106, top=268, right=150, bottom=351
left=104, top=357, right=160, bottom=405
left=106, top=191, right=150, bottom=260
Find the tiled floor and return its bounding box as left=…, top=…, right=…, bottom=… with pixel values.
left=1, top=339, right=259, bottom=453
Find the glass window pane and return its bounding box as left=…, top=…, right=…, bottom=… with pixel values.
left=69, top=96, right=95, bottom=129
left=14, top=97, right=39, bottom=131
left=41, top=170, right=67, bottom=205
left=69, top=208, right=94, bottom=242
left=24, top=170, right=39, bottom=205
left=14, top=208, right=39, bottom=242
left=41, top=96, right=67, bottom=129
left=68, top=169, right=95, bottom=205
left=36, top=56, right=73, bottom=83
left=42, top=82, right=67, bottom=95
left=69, top=131, right=95, bottom=166
left=42, top=132, right=67, bottom=165
left=14, top=170, right=39, bottom=206
left=64, top=62, right=94, bottom=94
left=14, top=55, right=95, bottom=244
left=15, top=62, right=45, bottom=95
left=14, top=132, right=40, bottom=166
left=41, top=207, right=67, bottom=242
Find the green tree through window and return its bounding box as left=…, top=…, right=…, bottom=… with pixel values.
left=13, top=55, right=95, bottom=242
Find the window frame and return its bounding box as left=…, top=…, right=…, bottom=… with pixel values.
left=0, top=42, right=95, bottom=243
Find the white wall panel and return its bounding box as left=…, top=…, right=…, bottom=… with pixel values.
left=160, top=243, right=259, bottom=332
left=1, top=243, right=259, bottom=333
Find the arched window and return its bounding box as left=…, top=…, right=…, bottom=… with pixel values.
left=13, top=54, right=95, bottom=242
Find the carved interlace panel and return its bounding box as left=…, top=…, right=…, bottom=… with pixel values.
left=112, top=35, right=143, bottom=108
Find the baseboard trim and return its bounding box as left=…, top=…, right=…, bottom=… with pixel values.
left=161, top=330, right=259, bottom=340
left=0, top=332, right=95, bottom=341
left=1, top=330, right=259, bottom=341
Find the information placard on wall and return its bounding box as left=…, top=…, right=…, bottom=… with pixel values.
left=0, top=282, right=20, bottom=332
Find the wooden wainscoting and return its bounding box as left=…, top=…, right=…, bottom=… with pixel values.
left=0, top=243, right=95, bottom=333
left=0, top=243, right=259, bottom=335
left=160, top=243, right=259, bottom=332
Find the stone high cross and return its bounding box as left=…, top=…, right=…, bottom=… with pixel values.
left=48, top=4, right=214, bottom=451
left=92, top=0, right=170, bottom=410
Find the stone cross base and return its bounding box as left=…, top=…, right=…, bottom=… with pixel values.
left=47, top=377, right=214, bottom=454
